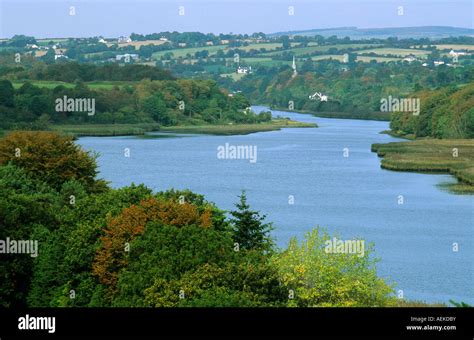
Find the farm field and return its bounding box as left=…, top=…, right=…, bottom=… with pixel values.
left=356, top=47, right=430, bottom=57
left=11, top=80, right=129, bottom=90
left=152, top=45, right=228, bottom=59
left=434, top=44, right=474, bottom=51
left=262, top=43, right=382, bottom=56
left=356, top=55, right=402, bottom=62
left=107, top=39, right=167, bottom=49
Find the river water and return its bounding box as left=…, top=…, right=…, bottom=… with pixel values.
left=78, top=105, right=473, bottom=305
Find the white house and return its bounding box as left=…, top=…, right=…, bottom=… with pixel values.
left=159, top=37, right=169, bottom=42
left=26, top=44, right=39, bottom=49
left=403, top=55, right=417, bottom=63
left=54, top=50, right=68, bottom=60
left=449, top=49, right=467, bottom=57
left=98, top=38, right=107, bottom=44
left=118, top=36, right=132, bottom=44
left=178, top=42, right=187, bottom=47
left=434, top=61, right=445, bottom=66
left=116, top=53, right=139, bottom=62
left=237, top=66, right=251, bottom=74
left=205, top=41, right=214, bottom=46
left=309, top=92, right=328, bottom=102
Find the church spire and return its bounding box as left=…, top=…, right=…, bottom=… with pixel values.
left=292, top=55, right=297, bottom=76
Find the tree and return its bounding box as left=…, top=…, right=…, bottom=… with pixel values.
left=272, top=228, right=395, bottom=307
left=229, top=191, right=273, bottom=252
left=0, top=80, right=14, bottom=107
left=0, top=131, right=106, bottom=192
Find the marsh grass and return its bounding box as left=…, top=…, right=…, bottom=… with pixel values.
left=372, top=139, right=474, bottom=193
left=51, top=123, right=161, bottom=137
left=160, top=120, right=316, bottom=135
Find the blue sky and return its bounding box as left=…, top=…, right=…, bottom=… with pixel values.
left=0, top=0, right=472, bottom=38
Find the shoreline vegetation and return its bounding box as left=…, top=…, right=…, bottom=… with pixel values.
left=160, top=119, right=316, bottom=135
left=0, top=119, right=316, bottom=138
left=372, top=139, right=474, bottom=194
left=269, top=106, right=391, bottom=121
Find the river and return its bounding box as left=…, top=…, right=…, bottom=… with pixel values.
left=78, top=105, right=473, bottom=305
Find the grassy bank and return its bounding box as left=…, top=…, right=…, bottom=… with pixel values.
left=2, top=119, right=315, bottom=138
left=270, top=106, right=391, bottom=121
left=50, top=123, right=161, bottom=137
left=160, top=119, right=316, bottom=135
left=372, top=139, right=474, bottom=193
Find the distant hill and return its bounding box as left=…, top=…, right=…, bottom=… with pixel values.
left=269, top=26, right=474, bottom=40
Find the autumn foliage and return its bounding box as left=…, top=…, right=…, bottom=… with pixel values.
left=0, top=131, right=100, bottom=191
left=92, top=197, right=213, bottom=295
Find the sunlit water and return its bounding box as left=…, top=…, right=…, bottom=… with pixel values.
left=78, top=106, right=473, bottom=304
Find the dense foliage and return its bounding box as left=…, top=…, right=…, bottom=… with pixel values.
left=231, top=61, right=473, bottom=118
left=0, top=131, right=395, bottom=307
left=0, top=78, right=253, bottom=129
left=390, top=83, right=474, bottom=138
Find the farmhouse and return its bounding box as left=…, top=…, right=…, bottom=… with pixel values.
left=118, top=35, right=132, bottom=43
left=116, top=53, right=139, bottom=62
left=237, top=66, right=251, bottom=74
left=449, top=49, right=468, bottom=56
left=54, top=49, right=68, bottom=60
left=403, top=54, right=417, bottom=63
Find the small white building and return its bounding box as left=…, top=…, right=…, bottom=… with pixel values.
left=449, top=49, right=467, bottom=56
left=118, top=36, right=132, bottom=44
left=237, top=66, right=251, bottom=74
left=205, top=41, right=214, bottom=46
left=434, top=61, right=445, bottom=66
left=116, top=53, right=139, bottom=62
left=159, top=37, right=169, bottom=42
left=26, top=44, right=39, bottom=49
left=178, top=42, right=187, bottom=47
left=309, top=92, right=328, bottom=102
left=98, top=38, right=107, bottom=44
left=403, top=55, right=417, bottom=63
left=54, top=50, right=68, bottom=60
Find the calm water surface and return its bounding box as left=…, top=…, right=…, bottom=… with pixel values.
left=78, top=106, right=473, bottom=304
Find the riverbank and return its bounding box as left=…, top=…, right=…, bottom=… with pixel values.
left=372, top=139, right=474, bottom=194
left=160, top=119, right=316, bottom=135
left=50, top=123, right=161, bottom=137
left=268, top=106, right=391, bottom=121
left=0, top=119, right=315, bottom=138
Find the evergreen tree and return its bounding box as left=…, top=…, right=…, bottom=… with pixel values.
left=229, top=191, right=273, bottom=252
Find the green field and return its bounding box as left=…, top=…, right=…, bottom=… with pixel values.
left=262, top=43, right=382, bottom=56
left=372, top=139, right=474, bottom=193
left=356, top=55, right=402, bottom=63
left=152, top=45, right=228, bottom=59
left=12, top=80, right=129, bottom=90
left=357, top=48, right=430, bottom=58
left=151, top=42, right=299, bottom=60
left=434, top=44, right=474, bottom=51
